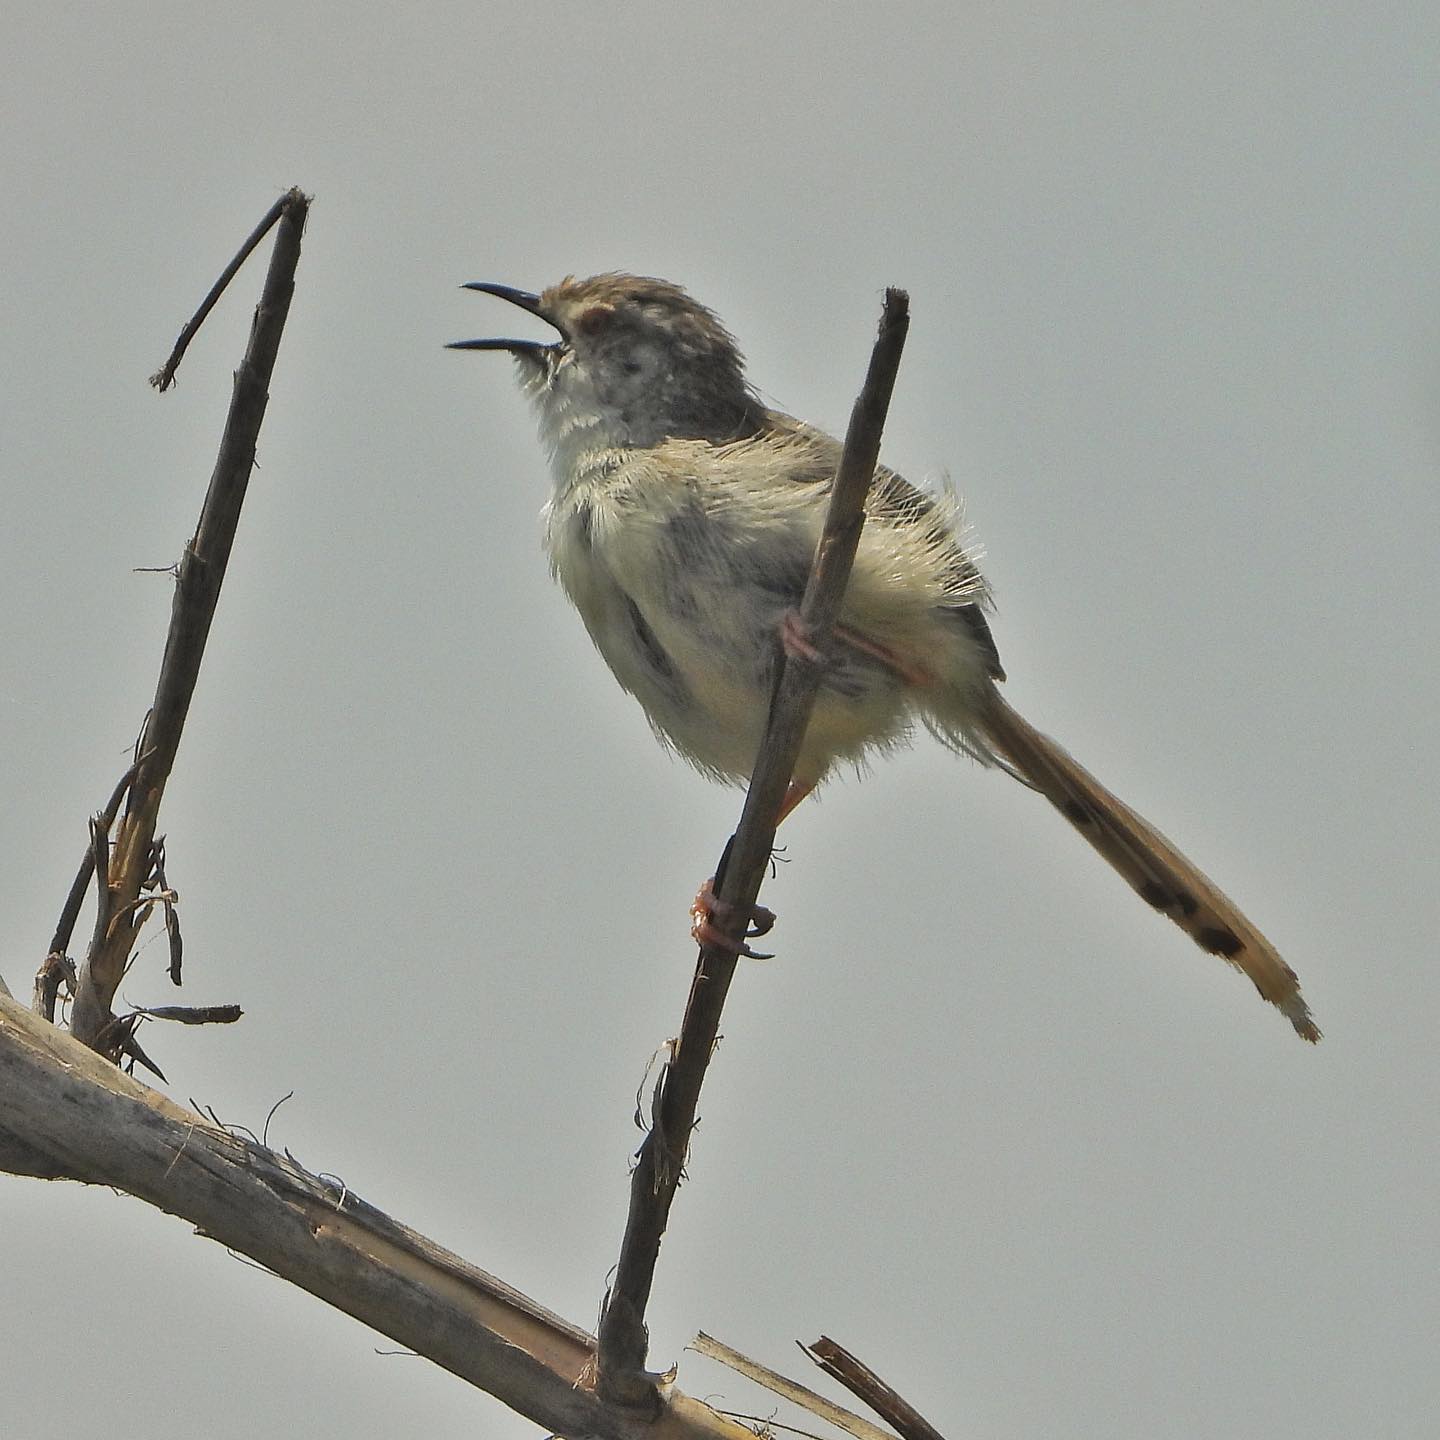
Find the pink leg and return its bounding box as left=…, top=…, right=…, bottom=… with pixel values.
left=775, top=780, right=814, bottom=825
left=689, top=619, right=830, bottom=958
left=780, top=608, right=934, bottom=688
left=832, top=622, right=936, bottom=687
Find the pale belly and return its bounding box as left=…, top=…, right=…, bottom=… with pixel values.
left=544, top=489, right=914, bottom=786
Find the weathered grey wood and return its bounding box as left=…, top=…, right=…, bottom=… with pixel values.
left=0, top=992, right=757, bottom=1440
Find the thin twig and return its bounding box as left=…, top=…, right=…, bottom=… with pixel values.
left=83, top=817, right=113, bottom=974
left=596, top=290, right=911, bottom=1407
left=164, top=884, right=183, bottom=983
left=801, top=1338, right=947, bottom=1440
left=712, top=1413, right=840, bottom=1440
left=150, top=188, right=303, bottom=392
left=70, top=188, right=309, bottom=1050
left=31, top=953, right=76, bottom=1023
left=42, top=756, right=146, bottom=973
left=104, top=1013, right=169, bottom=1082
left=692, top=1333, right=897, bottom=1440
left=129, top=1004, right=243, bottom=1025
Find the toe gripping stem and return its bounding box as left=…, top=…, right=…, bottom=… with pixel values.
left=690, top=878, right=776, bottom=960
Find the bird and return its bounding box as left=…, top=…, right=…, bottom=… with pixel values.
left=449, top=272, right=1318, bottom=1042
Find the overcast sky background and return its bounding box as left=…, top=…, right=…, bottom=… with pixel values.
left=4, top=4, right=1438, bottom=1437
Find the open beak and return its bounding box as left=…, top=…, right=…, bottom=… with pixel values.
left=446, top=283, right=561, bottom=357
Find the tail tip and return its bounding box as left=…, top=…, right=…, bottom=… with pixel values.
left=1285, top=998, right=1322, bottom=1044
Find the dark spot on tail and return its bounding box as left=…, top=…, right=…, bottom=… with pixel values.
left=1141, top=882, right=1202, bottom=918
left=1197, top=926, right=1243, bottom=958
left=1062, top=799, right=1092, bottom=826
left=1139, top=881, right=1172, bottom=909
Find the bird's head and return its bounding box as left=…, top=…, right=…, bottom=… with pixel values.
left=449, top=272, right=761, bottom=449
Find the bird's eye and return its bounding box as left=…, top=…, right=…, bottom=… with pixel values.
left=576, top=304, right=615, bottom=336
left=621, top=358, right=643, bottom=376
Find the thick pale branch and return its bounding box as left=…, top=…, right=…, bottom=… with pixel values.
left=0, top=992, right=757, bottom=1440
left=71, top=189, right=309, bottom=1049
left=597, top=292, right=912, bottom=1404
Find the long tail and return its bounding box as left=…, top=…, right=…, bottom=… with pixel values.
left=972, top=690, right=1319, bottom=1042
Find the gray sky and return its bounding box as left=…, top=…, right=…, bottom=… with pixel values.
left=4, top=3, right=1438, bottom=1436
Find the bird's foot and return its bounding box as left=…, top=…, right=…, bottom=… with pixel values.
left=690, top=879, right=776, bottom=959
left=779, top=609, right=824, bottom=665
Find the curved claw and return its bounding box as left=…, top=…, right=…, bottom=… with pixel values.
left=690, top=879, right=777, bottom=959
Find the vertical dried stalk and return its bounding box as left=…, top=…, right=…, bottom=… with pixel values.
left=70, top=189, right=309, bottom=1048
left=596, top=290, right=912, bottom=1406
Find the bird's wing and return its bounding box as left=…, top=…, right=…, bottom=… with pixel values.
left=751, top=412, right=1005, bottom=680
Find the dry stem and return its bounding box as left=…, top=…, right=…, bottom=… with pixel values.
left=69, top=189, right=309, bottom=1051
left=597, top=291, right=912, bottom=1406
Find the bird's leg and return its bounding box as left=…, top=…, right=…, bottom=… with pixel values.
left=774, top=779, right=814, bottom=825
left=689, top=782, right=811, bottom=957
left=832, top=623, right=935, bottom=687
left=780, top=608, right=934, bottom=687
left=690, top=612, right=842, bottom=957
